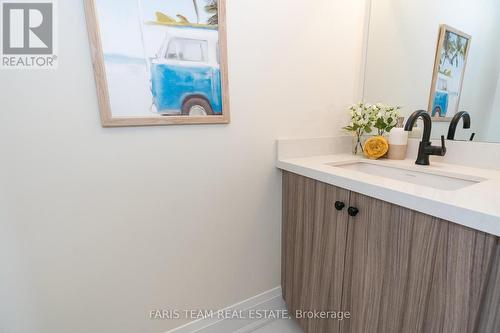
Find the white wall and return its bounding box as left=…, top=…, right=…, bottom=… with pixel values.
left=363, top=0, right=500, bottom=141
left=484, top=67, right=500, bottom=142
left=0, top=1, right=367, bottom=332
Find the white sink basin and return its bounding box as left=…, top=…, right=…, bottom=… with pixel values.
left=327, top=161, right=485, bottom=191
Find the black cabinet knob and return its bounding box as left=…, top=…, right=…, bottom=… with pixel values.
left=348, top=207, right=359, bottom=217
left=334, top=201, right=345, bottom=211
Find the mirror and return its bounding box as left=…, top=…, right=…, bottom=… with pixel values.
left=363, top=0, right=500, bottom=142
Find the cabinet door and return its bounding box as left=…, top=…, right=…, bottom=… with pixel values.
left=282, top=172, right=350, bottom=333
left=477, top=241, right=500, bottom=332
left=341, top=191, right=496, bottom=333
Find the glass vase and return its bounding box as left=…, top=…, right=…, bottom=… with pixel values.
left=352, top=135, right=364, bottom=155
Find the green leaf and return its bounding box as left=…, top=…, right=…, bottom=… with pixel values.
left=374, top=118, right=386, bottom=130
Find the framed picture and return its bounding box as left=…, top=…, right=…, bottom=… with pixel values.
left=428, top=25, right=471, bottom=121
left=84, top=0, right=230, bottom=127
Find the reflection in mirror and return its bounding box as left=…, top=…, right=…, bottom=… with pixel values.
left=447, top=111, right=471, bottom=141
left=363, top=0, right=500, bottom=142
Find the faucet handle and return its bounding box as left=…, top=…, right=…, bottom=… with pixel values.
left=440, top=135, right=447, bottom=156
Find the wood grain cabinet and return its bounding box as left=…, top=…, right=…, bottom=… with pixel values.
left=282, top=171, right=500, bottom=333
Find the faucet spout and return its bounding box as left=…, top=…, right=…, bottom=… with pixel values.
left=404, top=110, right=432, bottom=142
left=404, top=110, right=446, bottom=165
left=447, top=111, right=471, bottom=140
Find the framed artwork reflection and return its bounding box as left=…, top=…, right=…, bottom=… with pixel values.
left=428, top=25, right=471, bottom=121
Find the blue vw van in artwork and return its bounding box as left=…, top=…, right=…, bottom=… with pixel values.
left=150, top=26, right=222, bottom=116
left=432, top=77, right=449, bottom=117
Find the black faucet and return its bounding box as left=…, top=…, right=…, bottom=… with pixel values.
left=404, top=110, right=446, bottom=165
left=447, top=111, right=471, bottom=140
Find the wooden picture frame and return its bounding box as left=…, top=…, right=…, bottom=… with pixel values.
left=83, top=0, right=230, bottom=127
left=428, top=25, right=471, bottom=122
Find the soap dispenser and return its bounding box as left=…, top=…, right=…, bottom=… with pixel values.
left=388, top=117, right=408, bottom=160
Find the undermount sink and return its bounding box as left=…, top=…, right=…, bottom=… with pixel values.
left=327, top=161, right=485, bottom=191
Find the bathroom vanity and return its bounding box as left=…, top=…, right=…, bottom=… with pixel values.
left=278, top=0, right=500, bottom=329
left=277, top=138, right=500, bottom=333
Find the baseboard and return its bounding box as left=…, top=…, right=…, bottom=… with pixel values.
left=165, top=287, right=285, bottom=333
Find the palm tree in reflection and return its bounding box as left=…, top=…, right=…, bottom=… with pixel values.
left=205, top=0, right=218, bottom=25
left=192, top=0, right=200, bottom=23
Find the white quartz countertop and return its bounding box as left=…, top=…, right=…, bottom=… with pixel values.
left=277, top=153, right=500, bottom=236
